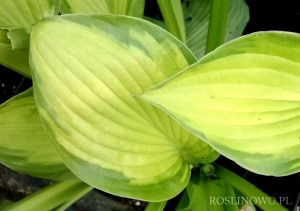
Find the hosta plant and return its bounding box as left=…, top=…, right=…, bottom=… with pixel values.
left=0, top=0, right=299, bottom=210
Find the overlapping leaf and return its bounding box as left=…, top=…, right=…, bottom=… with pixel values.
left=184, top=0, right=249, bottom=58
left=61, top=0, right=145, bottom=17
left=176, top=169, right=238, bottom=211
left=0, top=89, right=75, bottom=180
left=0, top=0, right=60, bottom=76
left=30, top=14, right=218, bottom=201
left=141, top=31, right=300, bottom=176
left=0, top=0, right=60, bottom=47
left=0, top=0, right=60, bottom=30
left=0, top=29, right=30, bottom=77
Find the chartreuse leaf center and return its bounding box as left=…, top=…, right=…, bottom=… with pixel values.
left=141, top=31, right=300, bottom=176
left=29, top=14, right=218, bottom=201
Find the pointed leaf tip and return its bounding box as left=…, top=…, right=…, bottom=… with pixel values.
left=141, top=31, right=300, bottom=176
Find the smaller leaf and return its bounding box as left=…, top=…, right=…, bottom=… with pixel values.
left=7, top=28, right=29, bottom=50
left=0, top=29, right=30, bottom=77
left=215, top=164, right=287, bottom=211
left=0, top=0, right=60, bottom=76
left=0, top=88, right=75, bottom=180
left=176, top=168, right=238, bottom=211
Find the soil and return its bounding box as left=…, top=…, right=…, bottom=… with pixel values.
left=1, top=0, right=300, bottom=210
left=0, top=163, right=146, bottom=211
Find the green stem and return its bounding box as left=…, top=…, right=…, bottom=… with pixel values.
left=53, top=185, right=93, bottom=211
left=145, top=201, right=167, bottom=211
left=215, top=165, right=288, bottom=211
left=205, top=0, right=229, bottom=54
left=3, top=180, right=92, bottom=211
left=157, top=0, right=186, bottom=42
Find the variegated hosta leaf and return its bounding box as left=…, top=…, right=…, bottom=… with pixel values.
left=141, top=31, right=300, bottom=176
left=61, top=0, right=145, bottom=17
left=0, top=28, right=30, bottom=77
left=30, top=14, right=218, bottom=201
left=184, top=0, right=249, bottom=59
left=0, top=88, right=75, bottom=180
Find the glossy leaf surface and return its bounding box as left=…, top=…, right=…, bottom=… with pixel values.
left=141, top=31, right=300, bottom=176
left=0, top=89, right=74, bottom=180
left=30, top=14, right=218, bottom=201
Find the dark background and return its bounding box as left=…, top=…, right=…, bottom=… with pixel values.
left=1, top=0, right=299, bottom=210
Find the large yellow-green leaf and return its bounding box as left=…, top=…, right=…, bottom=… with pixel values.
left=0, top=89, right=75, bottom=180
left=184, top=0, right=249, bottom=58
left=141, top=31, right=300, bottom=176
left=30, top=14, right=218, bottom=201
left=61, top=0, right=145, bottom=17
